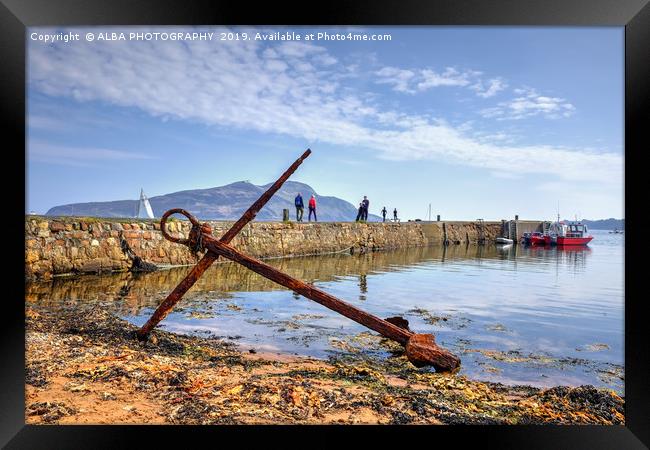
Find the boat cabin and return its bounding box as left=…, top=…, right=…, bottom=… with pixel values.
left=549, top=221, right=589, bottom=238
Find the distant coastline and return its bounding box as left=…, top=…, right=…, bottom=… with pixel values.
left=581, top=218, right=624, bottom=230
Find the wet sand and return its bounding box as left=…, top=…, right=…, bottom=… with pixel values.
left=25, top=303, right=625, bottom=425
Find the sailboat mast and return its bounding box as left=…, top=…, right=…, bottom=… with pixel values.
left=136, top=188, right=143, bottom=218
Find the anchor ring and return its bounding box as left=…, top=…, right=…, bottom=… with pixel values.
left=160, top=208, right=201, bottom=245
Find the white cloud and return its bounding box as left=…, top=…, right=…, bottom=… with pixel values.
left=265, top=59, right=288, bottom=72
left=471, top=77, right=507, bottom=98
left=29, top=140, right=154, bottom=166
left=375, top=65, right=507, bottom=99
left=480, top=87, right=576, bottom=120
left=375, top=66, right=480, bottom=94
left=417, top=67, right=474, bottom=89
left=28, top=27, right=618, bottom=185
left=375, top=66, right=416, bottom=93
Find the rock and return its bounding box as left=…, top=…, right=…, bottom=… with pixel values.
left=25, top=249, right=40, bottom=263
left=100, top=392, right=116, bottom=401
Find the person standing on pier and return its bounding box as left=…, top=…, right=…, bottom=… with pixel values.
left=294, top=193, right=304, bottom=222
left=381, top=207, right=387, bottom=222
left=393, top=208, right=398, bottom=222
left=308, top=194, right=317, bottom=222
left=361, top=196, right=370, bottom=221
left=355, top=202, right=365, bottom=222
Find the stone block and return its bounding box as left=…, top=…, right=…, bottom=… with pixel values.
left=49, top=221, right=66, bottom=232
left=51, top=256, right=74, bottom=274
left=122, top=230, right=140, bottom=239
left=80, top=260, right=102, bottom=273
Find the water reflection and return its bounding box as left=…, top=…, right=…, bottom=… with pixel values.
left=26, top=243, right=595, bottom=316
left=358, top=274, right=367, bottom=301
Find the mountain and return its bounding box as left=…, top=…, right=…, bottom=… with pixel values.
left=580, top=218, right=624, bottom=230
left=45, top=181, right=382, bottom=222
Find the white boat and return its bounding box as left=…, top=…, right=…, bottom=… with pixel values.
left=136, top=188, right=155, bottom=219
left=496, top=237, right=514, bottom=245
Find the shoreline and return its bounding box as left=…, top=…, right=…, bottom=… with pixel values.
left=26, top=304, right=625, bottom=425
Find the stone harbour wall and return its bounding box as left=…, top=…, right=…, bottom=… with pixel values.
left=25, top=216, right=508, bottom=281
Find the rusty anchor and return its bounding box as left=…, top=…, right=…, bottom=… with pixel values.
left=137, top=149, right=461, bottom=372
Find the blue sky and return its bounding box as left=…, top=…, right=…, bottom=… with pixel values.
left=27, top=26, right=623, bottom=221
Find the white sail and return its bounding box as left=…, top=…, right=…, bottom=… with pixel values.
left=136, top=188, right=155, bottom=219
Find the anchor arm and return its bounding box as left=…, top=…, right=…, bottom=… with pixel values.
left=136, top=149, right=312, bottom=339
left=199, top=233, right=460, bottom=372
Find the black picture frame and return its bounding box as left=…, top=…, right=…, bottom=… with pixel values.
left=2, top=0, right=647, bottom=447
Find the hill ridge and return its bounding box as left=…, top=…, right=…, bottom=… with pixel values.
left=46, top=180, right=381, bottom=222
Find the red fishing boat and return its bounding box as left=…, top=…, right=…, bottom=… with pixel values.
left=544, top=220, right=593, bottom=246
left=529, top=232, right=546, bottom=246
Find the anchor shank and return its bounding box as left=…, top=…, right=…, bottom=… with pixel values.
left=221, top=149, right=311, bottom=243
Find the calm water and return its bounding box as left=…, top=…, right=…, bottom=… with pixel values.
left=26, top=229, right=624, bottom=393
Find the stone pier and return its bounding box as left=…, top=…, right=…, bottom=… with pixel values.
left=25, top=216, right=538, bottom=280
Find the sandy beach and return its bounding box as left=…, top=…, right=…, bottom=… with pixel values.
left=25, top=303, right=624, bottom=425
